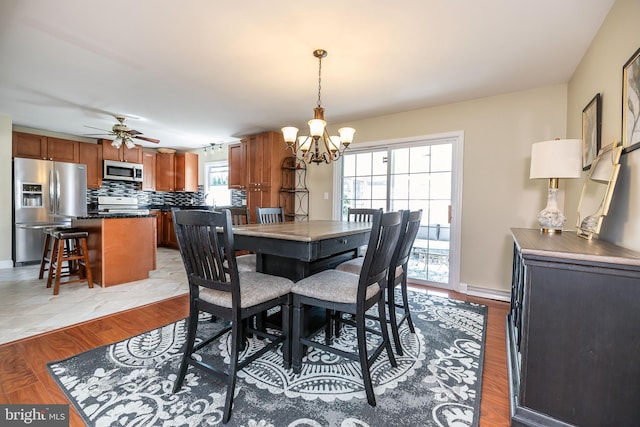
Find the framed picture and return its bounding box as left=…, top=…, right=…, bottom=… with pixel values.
left=622, top=47, right=640, bottom=153
left=582, top=93, right=602, bottom=170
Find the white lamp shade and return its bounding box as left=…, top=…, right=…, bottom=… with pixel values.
left=328, top=136, right=340, bottom=152
left=298, top=136, right=312, bottom=152
left=529, top=139, right=582, bottom=179
left=281, top=127, right=298, bottom=143
left=308, top=119, right=326, bottom=137
left=338, top=127, right=355, bottom=145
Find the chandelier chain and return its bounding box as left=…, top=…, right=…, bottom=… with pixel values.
left=317, top=55, right=323, bottom=108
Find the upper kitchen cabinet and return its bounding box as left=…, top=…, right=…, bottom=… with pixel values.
left=155, top=153, right=176, bottom=191
left=142, top=151, right=156, bottom=191
left=175, top=152, right=198, bottom=192
left=156, top=152, right=198, bottom=192
left=100, top=139, right=143, bottom=163
left=246, top=132, right=281, bottom=188
left=228, top=141, right=247, bottom=190
left=229, top=131, right=287, bottom=190
left=12, top=132, right=79, bottom=163
left=78, top=142, right=103, bottom=189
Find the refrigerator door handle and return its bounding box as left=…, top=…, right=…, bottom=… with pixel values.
left=48, top=169, right=55, bottom=214
left=55, top=169, right=61, bottom=213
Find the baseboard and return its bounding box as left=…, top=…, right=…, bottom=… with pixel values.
left=463, top=283, right=510, bottom=302
left=0, top=259, right=14, bottom=269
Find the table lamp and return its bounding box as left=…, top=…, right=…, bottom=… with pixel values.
left=529, top=138, right=582, bottom=233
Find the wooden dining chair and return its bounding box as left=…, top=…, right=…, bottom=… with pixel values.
left=346, top=207, right=378, bottom=222
left=346, top=208, right=378, bottom=256
left=256, top=207, right=285, bottom=224
left=290, top=209, right=402, bottom=406
left=335, top=210, right=422, bottom=355
left=171, top=209, right=293, bottom=423
left=221, top=206, right=255, bottom=272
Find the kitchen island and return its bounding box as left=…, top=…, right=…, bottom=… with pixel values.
left=72, top=214, right=157, bottom=287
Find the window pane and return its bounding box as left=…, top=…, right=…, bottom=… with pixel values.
left=391, top=148, right=409, bottom=174
left=356, top=152, right=372, bottom=176
left=430, top=172, right=451, bottom=199
left=431, top=143, right=452, bottom=172
left=410, top=145, right=430, bottom=173
left=343, top=154, right=356, bottom=176
left=372, top=151, right=387, bottom=175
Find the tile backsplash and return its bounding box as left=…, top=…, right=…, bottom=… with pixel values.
left=87, top=180, right=205, bottom=207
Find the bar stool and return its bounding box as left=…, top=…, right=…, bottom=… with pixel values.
left=46, top=229, right=93, bottom=295
left=38, top=227, right=74, bottom=280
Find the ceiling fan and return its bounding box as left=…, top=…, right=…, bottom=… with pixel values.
left=85, top=115, right=160, bottom=149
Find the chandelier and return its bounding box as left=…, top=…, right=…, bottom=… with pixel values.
left=281, top=49, right=355, bottom=164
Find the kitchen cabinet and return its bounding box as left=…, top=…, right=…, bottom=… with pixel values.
left=228, top=141, right=246, bottom=189
left=78, top=142, right=103, bottom=189
left=155, top=152, right=198, bottom=192
left=142, top=152, right=156, bottom=191
left=150, top=210, right=162, bottom=246
left=156, top=210, right=178, bottom=249
left=228, top=131, right=288, bottom=223
left=155, top=153, right=176, bottom=191
left=72, top=216, right=157, bottom=287
left=175, top=152, right=198, bottom=192
left=507, top=228, right=640, bottom=427
left=12, top=132, right=79, bottom=163
left=100, top=139, right=143, bottom=163
left=12, top=132, right=46, bottom=159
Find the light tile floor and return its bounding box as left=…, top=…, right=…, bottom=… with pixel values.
left=0, top=248, right=188, bottom=345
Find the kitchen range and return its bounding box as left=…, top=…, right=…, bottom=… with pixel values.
left=97, top=196, right=149, bottom=215
left=12, top=157, right=87, bottom=265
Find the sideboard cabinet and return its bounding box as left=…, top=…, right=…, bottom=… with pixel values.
left=507, top=228, right=640, bottom=427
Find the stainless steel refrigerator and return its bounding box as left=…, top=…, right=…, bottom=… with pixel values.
left=13, top=158, right=88, bottom=265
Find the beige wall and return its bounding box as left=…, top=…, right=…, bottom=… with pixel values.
left=0, top=115, right=13, bottom=267
left=566, top=0, right=640, bottom=251
left=309, top=85, right=568, bottom=293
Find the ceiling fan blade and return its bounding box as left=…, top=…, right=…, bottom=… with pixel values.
left=134, top=135, right=160, bottom=143
left=84, top=125, right=111, bottom=132
left=126, top=129, right=143, bottom=135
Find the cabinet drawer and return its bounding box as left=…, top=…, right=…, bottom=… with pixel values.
left=318, top=234, right=368, bottom=258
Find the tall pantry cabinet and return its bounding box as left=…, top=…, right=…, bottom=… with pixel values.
left=228, top=131, right=288, bottom=223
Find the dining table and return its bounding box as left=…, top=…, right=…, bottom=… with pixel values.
left=232, top=220, right=371, bottom=281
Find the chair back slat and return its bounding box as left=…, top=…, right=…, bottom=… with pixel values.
left=358, top=210, right=402, bottom=296
left=256, top=207, right=285, bottom=224
left=173, top=209, right=241, bottom=298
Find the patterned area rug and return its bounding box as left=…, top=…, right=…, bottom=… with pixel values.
left=48, top=289, right=487, bottom=426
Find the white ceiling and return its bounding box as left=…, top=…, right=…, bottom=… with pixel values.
left=0, top=0, right=614, bottom=149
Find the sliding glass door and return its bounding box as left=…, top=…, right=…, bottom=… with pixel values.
left=340, top=137, right=458, bottom=286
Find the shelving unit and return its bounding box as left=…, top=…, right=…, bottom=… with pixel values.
left=279, top=157, right=309, bottom=221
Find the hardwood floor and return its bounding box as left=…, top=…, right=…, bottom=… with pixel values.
left=0, top=287, right=510, bottom=427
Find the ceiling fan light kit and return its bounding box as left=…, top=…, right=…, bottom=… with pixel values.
left=282, top=49, right=355, bottom=165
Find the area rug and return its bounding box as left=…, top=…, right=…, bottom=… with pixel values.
left=48, top=289, right=487, bottom=426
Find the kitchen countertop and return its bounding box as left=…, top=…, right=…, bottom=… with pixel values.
left=77, top=213, right=157, bottom=219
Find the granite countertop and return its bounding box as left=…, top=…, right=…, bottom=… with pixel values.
left=145, top=205, right=214, bottom=211
left=77, top=213, right=157, bottom=219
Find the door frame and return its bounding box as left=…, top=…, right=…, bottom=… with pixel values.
left=332, top=130, right=464, bottom=291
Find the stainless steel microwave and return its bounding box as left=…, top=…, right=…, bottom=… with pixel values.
left=103, top=160, right=143, bottom=182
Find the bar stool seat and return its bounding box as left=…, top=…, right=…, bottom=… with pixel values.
left=38, top=226, right=75, bottom=280
left=46, top=229, right=93, bottom=295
